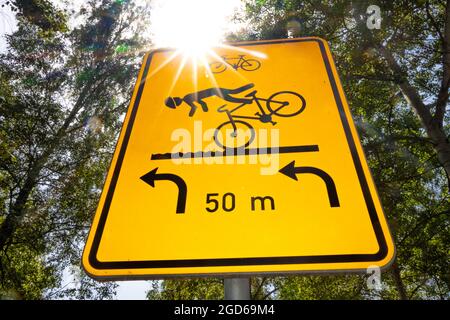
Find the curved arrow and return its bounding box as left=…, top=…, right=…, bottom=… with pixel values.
left=279, top=161, right=340, bottom=207
left=140, top=168, right=187, bottom=214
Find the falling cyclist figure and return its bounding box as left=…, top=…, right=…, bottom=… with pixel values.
left=165, top=83, right=255, bottom=117
left=165, top=83, right=306, bottom=148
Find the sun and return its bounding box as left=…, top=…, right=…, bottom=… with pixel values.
left=147, top=0, right=266, bottom=95
left=149, top=0, right=242, bottom=56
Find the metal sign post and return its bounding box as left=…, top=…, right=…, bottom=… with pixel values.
left=224, top=278, right=251, bottom=300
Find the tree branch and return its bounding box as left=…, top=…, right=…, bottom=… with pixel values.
left=376, top=45, right=434, bottom=127
left=434, top=0, right=450, bottom=125
left=346, top=73, right=399, bottom=82
left=391, top=261, right=408, bottom=300
left=426, top=0, right=445, bottom=42
left=0, top=77, right=94, bottom=250
left=251, top=277, right=267, bottom=299
left=376, top=44, right=450, bottom=189
left=262, top=287, right=279, bottom=300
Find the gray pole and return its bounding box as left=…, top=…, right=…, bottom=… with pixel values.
left=224, top=278, right=251, bottom=300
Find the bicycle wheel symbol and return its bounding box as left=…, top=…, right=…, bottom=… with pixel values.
left=210, top=61, right=227, bottom=74
left=267, top=91, right=306, bottom=117
left=240, top=59, right=261, bottom=71
left=214, top=120, right=255, bottom=149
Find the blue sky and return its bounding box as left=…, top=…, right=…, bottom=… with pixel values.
left=115, top=281, right=150, bottom=300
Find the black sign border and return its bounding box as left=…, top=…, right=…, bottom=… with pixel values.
left=86, top=38, right=392, bottom=273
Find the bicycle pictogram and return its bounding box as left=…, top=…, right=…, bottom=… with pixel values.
left=214, top=89, right=306, bottom=149
left=209, top=55, right=261, bottom=73
left=165, top=83, right=306, bottom=149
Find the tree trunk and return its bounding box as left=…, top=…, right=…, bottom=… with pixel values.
left=0, top=163, right=43, bottom=249
left=391, top=262, right=408, bottom=300
left=0, top=82, right=93, bottom=250
left=429, top=123, right=450, bottom=187
left=377, top=45, right=450, bottom=189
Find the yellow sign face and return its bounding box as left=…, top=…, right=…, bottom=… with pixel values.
left=82, top=38, right=395, bottom=279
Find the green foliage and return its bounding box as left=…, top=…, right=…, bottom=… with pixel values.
left=147, top=278, right=278, bottom=300
left=0, top=0, right=149, bottom=299
left=147, top=279, right=224, bottom=300
left=271, top=275, right=367, bottom=300
left=0, top=242, right=56, bottom=299
left=7, top=0, right=68, bottom=36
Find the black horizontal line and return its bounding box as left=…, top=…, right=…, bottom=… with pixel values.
left=151, top=145, right=319, bottom=160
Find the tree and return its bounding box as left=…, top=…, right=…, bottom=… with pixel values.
left=2, top=0, right=67, bottom=35
left=0, top=0, right=150, bottom=298
left=147, top=279, right=224, bottom=300
left=146, top=278, right=275, bottom=300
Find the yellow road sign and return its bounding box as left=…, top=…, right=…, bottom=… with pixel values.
left=82, top=38, right=395, bottom=279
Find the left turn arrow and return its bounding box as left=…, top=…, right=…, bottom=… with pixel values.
left=140, top=168, right=187, bottom=214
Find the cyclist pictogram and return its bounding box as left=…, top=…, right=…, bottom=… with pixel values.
left=165, top=83, right=306, bottom=149
left=209, top=55, right=261, bottom=73
left=165, top=83, right=255, bottom=117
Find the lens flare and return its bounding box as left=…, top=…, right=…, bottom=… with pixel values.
left=148, top=0, right=266, bottom=96
left=150, top=0, right=241, bottom=56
